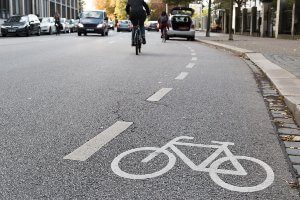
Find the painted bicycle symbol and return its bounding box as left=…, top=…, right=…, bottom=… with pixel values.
left=111, top=136, right=274, bottom=192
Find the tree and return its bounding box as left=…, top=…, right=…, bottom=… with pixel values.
left=114, top=0, right=127, bottom=20
left=163, top=0, right=194, bottom=7
left=149, top=0, right=165, bottom=21
left=94, top=0, right=115, bottom=18
left=79, top=0, right=86, bottom=13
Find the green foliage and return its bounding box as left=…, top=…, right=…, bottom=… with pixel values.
left=149, top=0, right=165, bottom=21
left=114, top=0, right=127, bottom=20
left=163, top=0, right=194, bottom=7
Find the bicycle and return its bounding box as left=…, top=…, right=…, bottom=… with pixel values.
left=133, top=24, right=142, bottom=55
left=111, top=136, right=274, bottom=193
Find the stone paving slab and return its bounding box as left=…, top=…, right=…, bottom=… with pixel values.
left=290, top=156, right=300, bottom=164
left=287, top=148, right=300, bottom=156
left=294, top=165, right=300, bottom=176
left=284, top=141, right=300, bottom=148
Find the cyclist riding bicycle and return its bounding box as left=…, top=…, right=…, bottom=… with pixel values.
left=158, top=11, right=169, bottom=38
left=125, top=0, right=150, bottom=46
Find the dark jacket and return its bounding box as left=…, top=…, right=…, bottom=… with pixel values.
left=126, top=0, right=150, bottom=15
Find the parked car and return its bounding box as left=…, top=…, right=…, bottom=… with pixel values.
left=117, top=20, right=132, bottom=32
left=1, top=14, right=41, bottom=37
left=147, top=21, right=159, bottom=31
left=108, top=20, right=114, bottom=30
left=60, top=18, right=70, bottom=33
left=167, top=7, right=195, bottom=41
left=77, top=10, right=109, bottom=36
left=40, top=17, right=56, bottom=35
left=67, top=19, right=76, bottom=32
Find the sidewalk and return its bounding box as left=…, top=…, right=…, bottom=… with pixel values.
left=195, top=31, right=300, bottom=126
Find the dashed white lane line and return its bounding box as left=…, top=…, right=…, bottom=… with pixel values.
left=175, top=72, right=189, bottom=80
left=191, top=57, right=197, bottom=61
left=190, top=49, right=195, bottom=52
left=191, top=53, right=196, bottom=56
left=147, top=88, right=173, bottom=102
left=63, top=121, right=133, bottom=161
left=109, top=41, right=116, bottom=44
left=186, top=63, right=195, bottom=68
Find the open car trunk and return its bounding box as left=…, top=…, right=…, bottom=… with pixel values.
left=171, top=16, right=192, bottom=31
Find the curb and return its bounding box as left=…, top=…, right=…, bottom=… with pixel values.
left=197, top=39, right=300, bottom=127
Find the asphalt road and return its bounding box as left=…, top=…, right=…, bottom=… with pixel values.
left=0, top=31, right=299, bottom=199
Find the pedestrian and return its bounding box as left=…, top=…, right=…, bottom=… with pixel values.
left=54, top=12, right=61, bottom=35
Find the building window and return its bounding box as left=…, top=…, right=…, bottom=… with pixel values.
left=0, top=0, right=10, bottom=19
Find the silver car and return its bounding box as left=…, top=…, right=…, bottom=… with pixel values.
left=60, top=18, right=70, bottom=33
left=40, top=17, right=56, bottom=35
left=167, top=7, right=195, bottom=41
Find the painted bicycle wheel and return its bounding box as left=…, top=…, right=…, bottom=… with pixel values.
left=209, top=156, right=274, bottom=192
left=111, top=147, right=176, bottom=179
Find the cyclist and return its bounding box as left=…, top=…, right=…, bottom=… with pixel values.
left=125, top=0, right=150, bottom=46
left=158, top=11, right=169, bottom=38
left=54, top=12, right=61, bottom=35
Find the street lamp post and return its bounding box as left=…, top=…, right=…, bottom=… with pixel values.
left=206, top=0, right=211, bottom=37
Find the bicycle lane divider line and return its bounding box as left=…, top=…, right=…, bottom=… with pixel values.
left=191, top=57, right=198, bottom=61
left=186, top=63, right=195, bottom=68
left=147, top=88, right=173, bottom=102
left=175, top=72, right=189, bottom=80
left=63, top=121, right=133, bottom=161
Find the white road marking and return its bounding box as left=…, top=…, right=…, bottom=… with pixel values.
left=63, top=121, right=133, bottom=161
left=175, top=72, right=189, bottom=80
left=109, top=41, right=116, bottom=44
left=191, top=53, right=196, bottom=56
left=190, top=49, right=195, bottom=52
left=186, top=63, right=195, bottom=68
left=147, top=88, right=172, bottom=102
left=111, top=136, right=274, bottom=192
left=191, top=57, right=197, bottom=61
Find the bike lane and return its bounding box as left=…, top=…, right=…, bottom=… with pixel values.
left=2, top=33, right=298, bottom=199
left=60, top=41, right=299, bottom=199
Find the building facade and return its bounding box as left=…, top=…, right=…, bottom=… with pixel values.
left=209, top=0, right=299, bottom=39
left=0, top=0, right=80, bottom=20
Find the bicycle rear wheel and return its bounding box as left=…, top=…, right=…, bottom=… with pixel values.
left=135, top=35, right=139, bottom=55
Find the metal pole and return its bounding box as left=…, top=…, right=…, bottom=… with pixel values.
left=206, top=0, right=211, bottom=37
left=228, top=0, right=233, bottom=40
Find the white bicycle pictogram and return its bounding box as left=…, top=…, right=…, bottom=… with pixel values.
left=111, top=136, right=274, bottom=193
